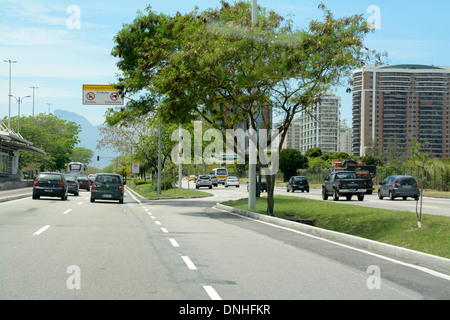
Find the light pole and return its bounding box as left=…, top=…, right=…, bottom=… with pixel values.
left=29, top=86, right=39, bottom=116
left=8, top=95, right=30, bottom=134
left=46, top=102, right=53, bottom=114
left=4, top=59, right=17, bottom=129
left=248, top=0, right=257, bottom=211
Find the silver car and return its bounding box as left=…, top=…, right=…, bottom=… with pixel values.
left=225, top=176, right=240, bottom=188
left=378, top=175, right=420, bottom=200
left=196, top=175, right=212, bottom=189
left=210, top=175, right=219, bottom=187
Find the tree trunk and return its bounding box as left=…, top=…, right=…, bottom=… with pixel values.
left=266, top=174, right=275, bottom=216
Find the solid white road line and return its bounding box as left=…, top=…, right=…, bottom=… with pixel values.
left=33, top=225, right=50, bottom=236
left=203, top=286, right=222, bottom=300
left=63, top=209, right=72, bottom=215
left=169, top=238, right=179, bottom=247
left=182, top=256, right=197, bottom=270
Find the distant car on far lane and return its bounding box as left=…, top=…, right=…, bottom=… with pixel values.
left=64, top=174, right=79, bottom=196
left=196, top=175, right=213, bottom=189
left=378, top=175, right=420, bottom=200
left=77, top=176, right=90, bottom=191
left=225, top=176, right=240, bottom=188
left=287, top=176, right=309, bottom=193
left=210, top=175, right=219, bottom=187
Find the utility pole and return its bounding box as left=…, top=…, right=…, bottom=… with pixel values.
left=178, top=123, right=182, bottom=189
left=4, top=59, right=17, bottom=129
left=248, top=0, right=257, bottom=211
left=157, top=117, right=162, bottom=195
left=29, top=86, right=39, bottom=116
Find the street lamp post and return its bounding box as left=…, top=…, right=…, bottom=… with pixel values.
left=46, top=103, right=53, bottom=114
left=248, top=0, right=257, bottom=211
left=29, top=86, right=39, bottom=116
left=8, top=95, right=31, bottom=134
left=3, top=59, right=17, bottom=129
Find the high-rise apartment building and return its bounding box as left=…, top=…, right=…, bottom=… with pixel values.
left=281, top=93, right=341, bottom=154
left=352, top=64, right=450, bottom=158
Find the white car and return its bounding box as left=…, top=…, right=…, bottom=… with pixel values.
left=225, top=176, right=240, bottom=188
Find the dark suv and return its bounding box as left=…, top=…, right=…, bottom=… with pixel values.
left=287, top=176, right=309, bottom=193
left=90, top=173, right=125, bottom=203
left=32, top=172, right=68, bottom=200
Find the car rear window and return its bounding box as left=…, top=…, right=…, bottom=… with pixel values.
left=38, top=174, right=62, bottom=181
left=96, top=175, right=121, bottom=183
left=396, top=177, right=416, bottom=185
left=294, top=177, right=307, bottom=181
left=199, top=175, right=210, bottom=179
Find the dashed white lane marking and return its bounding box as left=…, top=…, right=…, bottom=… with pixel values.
left=33, top=225, right=50, bottom=236
left=161, top=227, right=168, bottom=233
left=169, top=238, right=179, bottom=247
left=77, top=202, right=83, bottom=205
left=63, top=209, right=72, bottom=215
left=182, top=256, right=197, bottom=270
left=203, top=286, right=222, bottom=300
left=155, top=221, right=161, bottom=225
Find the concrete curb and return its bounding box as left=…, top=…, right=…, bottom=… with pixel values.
left=215, top=203, right=450, bottom=276
left=0, top=193, right=31, bottom=203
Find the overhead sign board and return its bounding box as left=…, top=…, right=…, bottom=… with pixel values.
left=82, top=84, right=123, bottom=105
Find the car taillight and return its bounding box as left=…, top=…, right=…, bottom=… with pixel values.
left=59, top=181, right=65, bottom=187
left=118, top=185, right=123, bottom=191
left=92, top=183, right=97, bottom=190
left=34, top=180, right=39, bottom=186
left=208, top=179, right=211, bottom=181
left=70, top=181, right=76, bottom=185
left=292, top=181, right=295, bottom=185
left=415, top=183, right=418, bottom=188
left=392, top=183, right=398, bottom=188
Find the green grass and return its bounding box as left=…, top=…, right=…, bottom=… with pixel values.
left=222, top=196, right=450, bottom=259
left=127, top=181, right=211, bottom=199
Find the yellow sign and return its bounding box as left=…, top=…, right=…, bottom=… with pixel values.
left=82, top=84, right=123, bottom=105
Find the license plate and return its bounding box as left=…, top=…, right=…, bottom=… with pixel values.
left=45, top=189, right=53, bottom=192
left=103, top=194, right=112, bottom=198
left=403, top=185, right=411, bottom=189
left=350, top=189, right=356, bottom=192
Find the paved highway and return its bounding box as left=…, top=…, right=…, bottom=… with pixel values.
left=0, top=185, right=449, bottom=301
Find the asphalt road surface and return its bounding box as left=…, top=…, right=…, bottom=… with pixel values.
left=0, top=185, right=449, bottom=301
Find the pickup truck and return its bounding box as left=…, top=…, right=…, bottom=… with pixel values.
left=322, top=171, right=367, bottom=201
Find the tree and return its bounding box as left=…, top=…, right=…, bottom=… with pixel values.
left=6, top=113, right=80, bottom=171
left=279, top=149, right=306, bottom=181
left=305, top=147, right=322, bottom=158
left=70, top=147, right=94, bottom=165
left=111, top=1, right=385, bottom=215
left=410, top=139, right=430, bottom=228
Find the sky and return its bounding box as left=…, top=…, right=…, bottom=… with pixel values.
left=1, top=0, right=449, bottom=129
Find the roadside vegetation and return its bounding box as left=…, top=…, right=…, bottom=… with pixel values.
left=126, top=179, right=209, bottom=199
left=222, top=195, right=450, bottom=259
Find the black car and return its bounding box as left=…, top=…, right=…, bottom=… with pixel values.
left=64, top=174, right=79, bottom=196
left=287, top=176, right=309, bottom=192
left=247, top=176, right=267, bottom=192
left=32, top=172, right=68, bottom=200
left=90, top=173, right=125, bottom=203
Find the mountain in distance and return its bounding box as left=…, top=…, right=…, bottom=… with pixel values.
left=53, top=109, right=119, bottom=169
